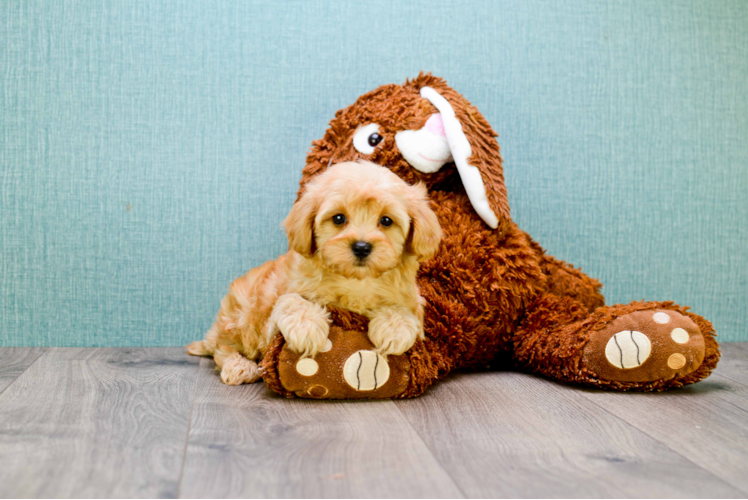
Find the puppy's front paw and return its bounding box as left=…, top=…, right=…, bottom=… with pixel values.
left=270, top=293, right=330, bottom=358
left=282, top=317, right=330, bottom=358
left=368, top=309, right=422, bottom=356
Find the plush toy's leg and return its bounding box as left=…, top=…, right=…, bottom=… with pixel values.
left=260, top=308, right=440, bottom=399
left=512, top=295, right=720, bottom=391
left=538, top=253, right=605, bottom=313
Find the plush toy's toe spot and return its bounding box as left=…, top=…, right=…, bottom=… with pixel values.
left=307, top=385, right=329, bottom=398
left=668, top=353, right=687, bottom=369
left=604, top=331, right=652, bottom=369
left=652, top=311, right=671, bottom=324
left=296, top=358, right=319, bottom=376
left=343, top=350, right=390, bottom=391
left=320, top=339, right=333, bottom=352
left=670, top=327, right=689, bottom=344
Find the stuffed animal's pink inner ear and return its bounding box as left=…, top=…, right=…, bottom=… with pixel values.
left=419, top=87, right=499, bottom=229
left=425, top=113, right=446, bottom=137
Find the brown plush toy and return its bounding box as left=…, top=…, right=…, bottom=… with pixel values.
left=260, top=73, right=720, bottom=399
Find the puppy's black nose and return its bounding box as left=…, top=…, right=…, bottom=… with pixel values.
left=351, top=241, right=373, bottom=259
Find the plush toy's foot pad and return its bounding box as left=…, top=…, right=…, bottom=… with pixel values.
left=277, top=327, right=411, bottom=399
left=582, top=309, right=706, bottom=383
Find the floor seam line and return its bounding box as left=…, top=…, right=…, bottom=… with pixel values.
left=393, top=400, right=469, bottom=499
left=175, top=356, right=203, bottom=499
left=708, top=373, right=748, bottom=418
left=0, top=348, right=48, bottom=398
left=713, top=371, right=748, bottom=389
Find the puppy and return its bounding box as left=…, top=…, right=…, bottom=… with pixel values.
left=187, top=160, right=442, bottom=385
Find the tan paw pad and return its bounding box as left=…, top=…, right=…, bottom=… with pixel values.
left=668, top=353, right=687, bottom=369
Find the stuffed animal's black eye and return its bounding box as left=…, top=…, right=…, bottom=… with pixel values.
left=380, top=216, right=393, bottom=227
left=332, top=214, right=346, bottom=225
left=368, top=133, right=383, bottom=147
left=353, top=124, right=381, bottom=154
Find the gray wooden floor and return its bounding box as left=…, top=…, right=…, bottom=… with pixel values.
left=1, top=344, right=747, bottom=499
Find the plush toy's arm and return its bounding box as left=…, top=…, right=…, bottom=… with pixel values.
left=260, top=307, right=431, bottom=399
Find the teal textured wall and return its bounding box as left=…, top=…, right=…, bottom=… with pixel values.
left=2, top=0, right=747, bottom=346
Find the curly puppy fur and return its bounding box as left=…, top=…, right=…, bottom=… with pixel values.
left=187, top=160, right=441, bottom=384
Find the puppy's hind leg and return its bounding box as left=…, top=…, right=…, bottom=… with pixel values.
left=186, top=340, right=212, bottom=356
left=219, top=351, right=262, bottom=385
left=187, top=325, right=261, bottom=385
left=210, top=327, right=264, bottom=385
left=186, top=324, right=220, bottom=357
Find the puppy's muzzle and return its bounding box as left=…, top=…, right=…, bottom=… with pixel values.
left=351, top=241, right=373, bottom=261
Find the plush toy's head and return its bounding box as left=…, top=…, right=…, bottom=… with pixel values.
left=300, top=73, right=511, bottom=232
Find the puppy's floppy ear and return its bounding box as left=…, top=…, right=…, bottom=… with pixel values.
left=405, top=183, right=442, bottom=262
left=283, top=190, right=318, bottom=257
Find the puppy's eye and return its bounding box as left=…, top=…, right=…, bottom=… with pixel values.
left=353, top=123, right=382, bottom=155
left=332, top=214, right=346, bottom=226
left=379, top=216, right=393, bottom=227
left=368, top=133, right=383, bottom=147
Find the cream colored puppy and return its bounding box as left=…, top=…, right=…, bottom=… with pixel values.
left=187, top=161, right=442, bottom=385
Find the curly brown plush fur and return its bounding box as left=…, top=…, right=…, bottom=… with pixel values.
left=259, top=73, right=719, bottom=397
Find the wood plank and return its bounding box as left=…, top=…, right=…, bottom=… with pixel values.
left=714, top=342, right=748, bottom=386
left=396, top=371, right=742, bottom=498
left=179, top=358, right=462, bottom=499
left=0, top=347, right=46, bottom=394
left=0, top=347, right=199, bottom=498
left=575, top=372, right=748, bottom=495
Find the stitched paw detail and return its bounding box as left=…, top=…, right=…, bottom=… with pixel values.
left=584, top=309, right=706, bottom=383
left=604, top=331, right=652, bottom=369
left=343, top=350, right=390, bottom=391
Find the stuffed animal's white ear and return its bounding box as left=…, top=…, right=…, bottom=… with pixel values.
left=397, top=87, right=499, bottom=230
